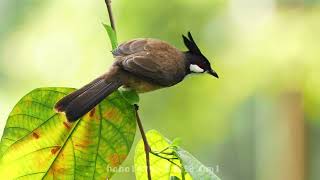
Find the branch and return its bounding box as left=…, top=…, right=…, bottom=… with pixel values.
left=103, top=1, right=150, bottom=179
left=104, top=0, right=116, bottom=32
left=135, top=105, right=152, bottom=180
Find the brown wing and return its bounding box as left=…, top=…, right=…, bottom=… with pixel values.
left=112, top=39, right=148, bottom=57
left=114, top=39, right=186, bottom=86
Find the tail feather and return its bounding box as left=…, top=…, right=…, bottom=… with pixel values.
left=55, top=79, right=122, bottom=122
left=55, top=78, right=104, bottom=112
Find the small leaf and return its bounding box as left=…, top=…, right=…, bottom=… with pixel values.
left=0, top=87, right=136, bottom=179
left=102, top=23, right=118, bottom=50
left=119, top=88, right=140, bottom=105
left=175, top=148, right=220, bottom=180
left=134, top=130, right=192, bottom=180
left=134, top=130, right=220, bottom=180
left=171, top=137, right=182, bottom=147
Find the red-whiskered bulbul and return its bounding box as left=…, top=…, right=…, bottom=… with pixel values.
left=55, top=32, right=219, bottom=122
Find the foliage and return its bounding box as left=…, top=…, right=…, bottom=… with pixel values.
left=135, top=130, right=220, bottom=180
left=0, top=11, right=220, bottom=180
left=0, top=88, right=220, bottom=179
left=0, top=88, right=136, bottom=179
left=102, top=23, right=118, bottom=50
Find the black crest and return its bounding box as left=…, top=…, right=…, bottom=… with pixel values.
left=182, top=32, right=202, bottom=55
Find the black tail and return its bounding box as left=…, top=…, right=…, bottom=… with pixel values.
left=55, top=78, right=122, bottom=122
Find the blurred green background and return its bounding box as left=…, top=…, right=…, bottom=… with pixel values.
left=0, top=0, right=319, bottom=179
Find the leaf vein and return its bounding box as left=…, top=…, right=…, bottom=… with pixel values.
left=93, top=104, right=103, bottom=179
left=41, top=119, right=81, bottom=179
left=103, top=118, right=130, bottom=152
left=0, top=113, right=57, bottom=157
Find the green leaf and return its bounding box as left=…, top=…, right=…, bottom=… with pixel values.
left=172, top=137, right=182, bottom=147
left=102, top=23, right=118, bottom=50
left=0, top=87, right=136, bottom=179
left=175, top=148, right=220, bottom=180
left=134, top=130, right=220, bottom=180
left=134, top=130, right=192, bottom=180
left=119, top=88, right=140, bottom=105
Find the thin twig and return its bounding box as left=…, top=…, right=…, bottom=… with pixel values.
left=150, top=151, right=181, bottom=169
left=103, top=1, right=177, bottom=178
left=135, top=105, right=152, bottom=180
left=154, top=147, right=170, bottom=154
left=104, top=0, right=116, bottom=32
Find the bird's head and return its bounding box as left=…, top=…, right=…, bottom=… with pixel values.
left=183, top=32, right=218, bottom=78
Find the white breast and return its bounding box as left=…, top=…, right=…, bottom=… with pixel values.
left=189, top=64, right=204, bottom=73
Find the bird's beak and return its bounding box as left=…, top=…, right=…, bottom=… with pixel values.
left=208, top=69, right=219, bottom=78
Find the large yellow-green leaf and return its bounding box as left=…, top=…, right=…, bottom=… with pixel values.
left=0, top=87, right=136, bottom=179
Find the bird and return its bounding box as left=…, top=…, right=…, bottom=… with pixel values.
left=55, top=32, right=219, bottom=122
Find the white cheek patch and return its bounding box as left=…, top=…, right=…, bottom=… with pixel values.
left=189, top=64, right=204, bottom=73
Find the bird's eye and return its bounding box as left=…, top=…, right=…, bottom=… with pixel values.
left=199, top=62, right=206, bottom=69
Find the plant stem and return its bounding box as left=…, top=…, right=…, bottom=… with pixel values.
left=150, top=151, right=181, bottom=169
left=135, top=105, right=152, bottom=180
left=104, top=0, right=116, bottom=32
left=103, top=1, right=152, bottom=179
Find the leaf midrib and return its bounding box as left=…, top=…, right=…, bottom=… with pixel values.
left=92, top=105, right=103, bottom=179
left=41, top=119, right=81, bottom=179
